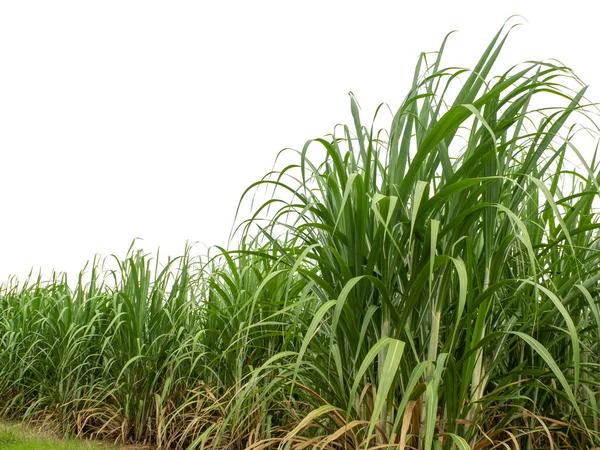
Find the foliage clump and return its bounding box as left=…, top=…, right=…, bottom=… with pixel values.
left=2, top=21, right=600, bottom=449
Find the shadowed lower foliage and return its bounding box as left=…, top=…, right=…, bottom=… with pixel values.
left=2, top=20, right=600, bottom=449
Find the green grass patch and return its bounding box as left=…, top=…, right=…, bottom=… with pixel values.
left=0, top=422, right=119, bottom=450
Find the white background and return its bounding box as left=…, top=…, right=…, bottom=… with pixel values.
left=1, top=1, right=599, bottom=282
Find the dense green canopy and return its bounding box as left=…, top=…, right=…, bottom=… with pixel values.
left=2, top=21, right=600, bottom=449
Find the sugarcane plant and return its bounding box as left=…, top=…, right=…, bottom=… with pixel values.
left=1, top=19, right=600, bottom=450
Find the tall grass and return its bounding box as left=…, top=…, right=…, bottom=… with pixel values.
left=2, top=21, right=600, bottom=449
